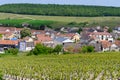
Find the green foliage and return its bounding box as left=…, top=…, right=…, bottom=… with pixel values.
left=29, top=43, right=53, bottom=55
left=20, top=27, right=31, bottom=38
left=0, top=13, right=120, bottom=28
left=0, top=19, right=27, bottom=27
left=53, top=45, right=63, bottom=54
left=81, top=46, right=94, bottom=53
left=117, top=38, right=120, bottom=40
left=0, top=19, right=54, bottom=29
left=68, top=22, right=77, bottom=25
left=0, top=4, right=120, bottom=17
left=0, top=34, right=2, bottom=39
left=6, top=48, right=19, bottom=55
left=78, top=27, right=82, bottom=33
left=108, top=27, right=113, bottom=33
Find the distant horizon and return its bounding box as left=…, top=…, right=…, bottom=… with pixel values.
left=0, top=3, right=120, bottom=8
left=0, top=0, right=120, bottom=7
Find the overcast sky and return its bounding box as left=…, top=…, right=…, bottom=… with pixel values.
left=0, top=0, right=120, bottom=7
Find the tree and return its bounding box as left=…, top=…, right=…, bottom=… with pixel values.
left=20, top=27, right=31, bottom=38
left=87, top=46, right=94, bottom=52
left=108, top=27, right=113, bottom=33
left=53, top=45, right=62, bottom=54
left=77, top=27, right=82, bottom=33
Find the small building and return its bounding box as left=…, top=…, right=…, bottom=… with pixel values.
left=54, top=37, right=74, bottom=47
left=110, top=44, right=119, bottom=51
left=36, top=34, right=54, bottom=47
left=19, top=41, right=34, bottom=51
left=89, top=32, right=113, bottom=42
left=101, top=40, right=111, bottom=52
left=0, top=40, right=18, bottom=53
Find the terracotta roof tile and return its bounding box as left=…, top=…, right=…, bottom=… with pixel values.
left=101, top=40, right=112, bottom=48
left=36, top=34, right=52, bottom=42
left=114, top=40, right=120, bottom=47
left=56, top=33, right=75, bottom=38
left=90, top=32, right=111, bottom=36
left=0, top=40, right=18, bottom=45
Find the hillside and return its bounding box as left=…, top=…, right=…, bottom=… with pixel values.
left=0, top=4, right=120, bottom=17
left=0, top=13, right=120, bottom=29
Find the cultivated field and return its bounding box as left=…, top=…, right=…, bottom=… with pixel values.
left=0, top=52, right=120, bottom=79
left=0, top=12, right=120, bottom=23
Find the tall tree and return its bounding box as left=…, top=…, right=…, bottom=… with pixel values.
left=20, top=27, right=31, bottom=38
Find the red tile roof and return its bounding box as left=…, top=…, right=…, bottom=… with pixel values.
left=114, top=40, right=120, bottom=47
left=0, top=27, right=22, bottom=32
left=36, top=34, right=52, bottom=42
left=34, top=41, right=41, bottom=45
left=31, top=30, right=45, bottom=34
left=90, top=32, right=111, bottom=36
left=0, top=40, right=18, bottom=45
left=56, top=33, right=75, bottom=38
left=101, top=40, right=112, bottom=48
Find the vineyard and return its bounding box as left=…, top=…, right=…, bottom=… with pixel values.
left=1, top=13, right=120, bottom=28
left=0, top=52, right=120, bottom=80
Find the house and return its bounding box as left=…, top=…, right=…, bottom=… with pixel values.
left=19, top=41, right=34, bottom=51
left=101, top=40, right=112, bottom=52
left=89, top=40, right=102, bottom=52
left=80, top=31, right=90, bottom=44
left=63, top=43, right=81, bottom=53
left=0, top=27, right=22, bottom=33
left=31, top=30, right=45, bottom=35
left=0, top=27, right=22, bottom=40
left=0, top=40, right=18, bottom=53
left=60, top=27, right=79, bottom=33
left=19, top=37, right=35, bottom=51
left=89, top=32, right=113, bottom=42
left=56, top=33, right=75, bottom=39
left=114, top=40, right=120, bottom=48
left=72, top=33, right=80, bottom=42
left=113, top=26, right=120, bottom=33
left=110, top=44, right=119, bottom=51
left=110, top=40, right=120, bottom=51
left=36, top=34, right=54, bottom=47
left=100, top=40, right=120, bottom=52
left=54, top=37, right=74, bottom=47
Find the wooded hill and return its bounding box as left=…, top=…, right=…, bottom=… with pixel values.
left=0, top=4, right=120, bottom=17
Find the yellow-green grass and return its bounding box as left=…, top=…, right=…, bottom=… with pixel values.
left=0, top=52, right=120, bottom=79
left=0, top=12, right=120, bottom=24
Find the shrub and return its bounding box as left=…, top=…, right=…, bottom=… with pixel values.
left=68, top=22, right=77, bottom=25
left=81, top=46, right=88, bottom=53
left=53, top=45, right=62, bottom=54
left=7, top=48, right=19, bottom=55
left=87, top=46, right=94, bottom=52
left=29, top=43, right=53, bottom=55
left=81, top=46, right=94, bottom=53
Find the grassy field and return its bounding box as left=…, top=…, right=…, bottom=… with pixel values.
left=0, top=19, right=55, bottom=28
left=0, top=52, right=120, bottom=79
left=0, top=12, right=120, bottom=28
left=0, top=12, right=120, bottom=23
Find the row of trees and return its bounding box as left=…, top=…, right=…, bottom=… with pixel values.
left=27, top=43, right=94, bottom=56
left=0, top=4, right=120, bottom=17
left=28, top=44, right=63, bottom=55
left=4, top=44, right=94, bottom=56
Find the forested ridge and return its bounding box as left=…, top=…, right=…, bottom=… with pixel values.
left=0, top=4, right=120, bottom=17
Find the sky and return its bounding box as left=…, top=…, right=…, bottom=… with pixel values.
left=0, top=0, right=120, bottom=7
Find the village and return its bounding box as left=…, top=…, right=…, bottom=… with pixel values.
left=0, top=25, right=120, bottom=54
